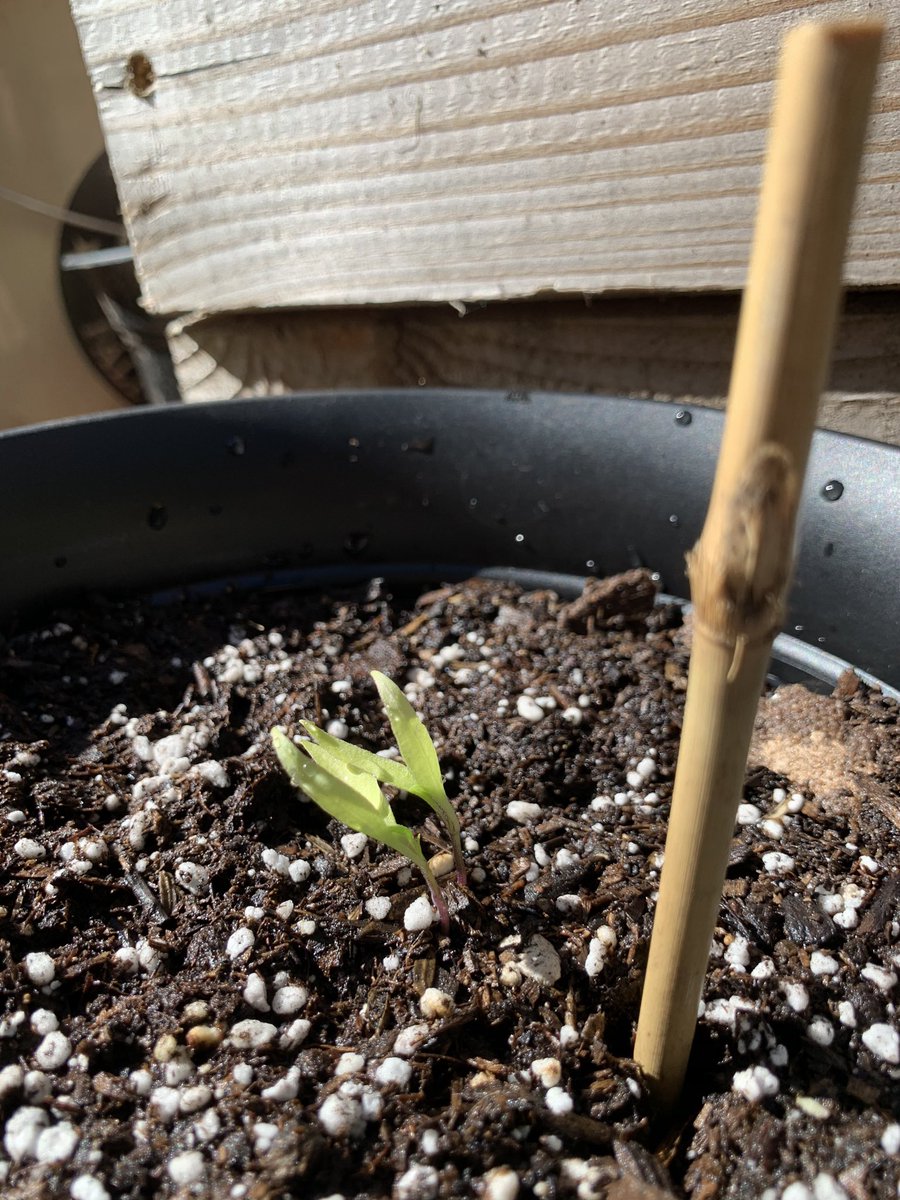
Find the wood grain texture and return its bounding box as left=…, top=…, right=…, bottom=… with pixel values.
left=0, top=0, right=126, bottom=430
left=71, top=0, right=900, bottom=314
left=167, top=293, right=900, bottom=444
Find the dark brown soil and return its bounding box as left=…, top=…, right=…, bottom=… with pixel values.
left=0, top=574, right=898, bottom=1199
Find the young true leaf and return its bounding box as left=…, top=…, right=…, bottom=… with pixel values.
left=299, top=720, right=418, bottom=795
left=270, top=727, right=449, bottom=930
left=370, top=671, right=466, bottom=884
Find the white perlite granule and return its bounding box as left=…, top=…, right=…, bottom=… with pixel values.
left=226, top=927, right=255, bottom=959
left=393, top=1025, right=431, bottom=1058
left=0, top=1065, right=24, bottom=1100
left=70, top=1176, right=111, bottom=1200
left=762, top=851, right=794, bottom=874
left=732, top=1065, right=780, bottom=1102
left=279, top=1019, right=311, bottom=1050
left=251, top=1121, right=279, bottom=1155
left=227, top=1020, right=277, bottom=1050
left=24, top=1070, right=52, bottom=1102
left=806, top=1017, right=834, bottom=1047
left=703, top=996, right=756, bottom=1028
left=272, top=985, right=308, bottom=1015
left=24, top=952, right=56, bottom=986
left=175, top=861, right=209, bottom=894
left=809, top=1174, right=850, bottom=1200
left=403, top=895, right=436, bottom=931
left=724, top=937, right=750, bottom=972
left=837, top=1001, right=856, bottom=1027
left=30, top=1009, right=58, bottom=1035
left=113, top=947, right=139, bottom=974
left=515, top=696, right=546, bottom=722
left=782, top=983, right=809, bottom=1013
left=179, top=1085, right=212, bottom=1114
left=33, top=1031, right=72, bottom=1071
left=335, top=1052, right=366, bottom=1077
left=262, top=1067, right=301, bottom=1102
left=483, top=1166, right=521, bottom=1200
left=14, top=838, right=46, bottom=860
left=149, top=1088, right=181, bottom=1123
left=861, top=964, right=897, bottom=992
left=374, top=1057, right=412, bottom=1088
left=861, top=1023, right=900, bottom=1064
left=530, top=1057, right=562, bottom=1089
left=365, top=896, right=391, bottom=921
left=167, top=1150, right=205, bottom=1185
left=506, top=801, right=543, bottom=824
left=243, top=973, right=269, bottom=1012
left=780, top=1184, right=814, bottom=1200
left=511, top=935, right=562, bottom=987
left=35, top=1122, right=79, bottom=1163
left=769, top=1045, right=789, bottom=1069
left=395, top=1164, right=440, bottom=1200
left=420, top=1128, right=440, bottom=1156
left=341, top=832, right=368, bottom=858
left=881, top=1123, right=900, bottom=1155
left=419, top=989, right=454, bottom=1020
left=318, top=1093, right=362, bottom=1138
left=3, top=1105, right=49, bottom=1161
left=544, top=1087, right=573, bottom=1115
left=193, top=1109, right=222, bottom=1142
left=809, top=951, right=839, bottom=976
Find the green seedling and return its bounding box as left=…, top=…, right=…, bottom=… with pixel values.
left=271, top=727, right=450, bottom=930
left=271, top=671, right=464, bottom=931
left=301, top=671, right=466, bottom=886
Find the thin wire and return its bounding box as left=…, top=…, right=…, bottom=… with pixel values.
left=61, top=244, right=135, bottom=271
left=0, top=183, right=126, bottom=238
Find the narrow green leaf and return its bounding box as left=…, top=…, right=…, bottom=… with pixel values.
left=271, top=727, right=312, bottom=790
left=271, top=727, right=450, bottom=932
left=300, top=720, right=417, bottom=794
left=371, top=671, right=445, bottom=801
left=300, top=739, right=389, bottom=816
left=273, top=729, right=391, bottom=843
left=371, top=671, right=465, bottom=882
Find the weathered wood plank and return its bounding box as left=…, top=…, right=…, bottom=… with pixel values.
left=71, top=0, right=900, bottom=315
left=0, top=0, right=127, bottom=430
left=167, top=293, right=900, bottom=444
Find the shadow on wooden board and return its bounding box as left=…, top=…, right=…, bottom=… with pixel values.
left=169, top=292, right=900, bottom=445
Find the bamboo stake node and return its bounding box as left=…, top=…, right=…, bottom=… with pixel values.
left=633, top=19, right=883, bottom=1113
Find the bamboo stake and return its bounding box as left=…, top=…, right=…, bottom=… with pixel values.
left=633, top=21, right=882, bottom=1111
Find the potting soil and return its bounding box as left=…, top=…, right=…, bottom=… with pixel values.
left=0, top=573, right=898, bottom=1198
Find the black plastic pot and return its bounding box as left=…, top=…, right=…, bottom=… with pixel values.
left=1, top=391, right=898, bottom=693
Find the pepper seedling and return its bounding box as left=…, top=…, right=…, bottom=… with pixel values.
left=299, top=671, right=466, bottom=885
left=271, top=670, right=464, bottom=931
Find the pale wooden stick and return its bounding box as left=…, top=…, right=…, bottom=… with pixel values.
left=633, top=21, right=882, bottom=1111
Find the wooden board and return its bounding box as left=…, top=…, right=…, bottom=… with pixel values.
left=167, top=293, right=900, bottom=444
left=71, top=0, right=900, bottom=316
left=0, top=0, right=126, bottom=430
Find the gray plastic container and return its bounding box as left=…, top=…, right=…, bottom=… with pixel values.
left=1, top=392, right=897, bottom=691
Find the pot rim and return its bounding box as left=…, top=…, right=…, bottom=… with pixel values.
left=2, top=390, right=897, bottom=688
